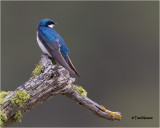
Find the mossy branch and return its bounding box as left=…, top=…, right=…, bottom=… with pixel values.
left=0, top=54, right=122, bottom=127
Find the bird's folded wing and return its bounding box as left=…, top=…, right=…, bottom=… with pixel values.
left=38, top=30, right=59, bottom=50
left=38, top=33, right=75, bottom=74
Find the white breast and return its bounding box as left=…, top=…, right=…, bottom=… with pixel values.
left=36, top=32, right=52, bottom=57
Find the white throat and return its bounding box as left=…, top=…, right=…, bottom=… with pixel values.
left=48, top=24, right=54, bottom=28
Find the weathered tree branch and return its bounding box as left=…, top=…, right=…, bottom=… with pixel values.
left=0, top=54, right=122, bottom=127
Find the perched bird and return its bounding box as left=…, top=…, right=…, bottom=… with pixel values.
left=37, top=19, right=80, bottom=77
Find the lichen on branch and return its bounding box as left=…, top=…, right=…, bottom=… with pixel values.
left=0, top=110, right=7, bottom=126
left=10, top=90, right=30, bottom=107
left=32, top=64, right=43, bottom=77
left=72, top=84, right=87, bottom=97
left=0, top=91, right=11, bottom=106
left=14, top=110, right=22, bottom=122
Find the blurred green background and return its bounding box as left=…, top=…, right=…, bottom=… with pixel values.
left=1, top=1, right=159, bottom=127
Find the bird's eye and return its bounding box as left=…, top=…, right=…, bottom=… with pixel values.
left=48, top=21, right=53, bottom=25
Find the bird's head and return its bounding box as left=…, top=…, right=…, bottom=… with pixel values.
left=38, top=19, right=56, bottom=28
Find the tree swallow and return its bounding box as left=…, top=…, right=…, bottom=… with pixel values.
left=37, top=19, right=80, bottom=77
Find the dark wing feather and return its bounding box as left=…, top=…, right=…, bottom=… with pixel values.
left=67, top=55, right=80, bottom=77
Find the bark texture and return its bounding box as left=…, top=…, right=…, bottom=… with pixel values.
left=0, top=54, right=122, bottom=127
